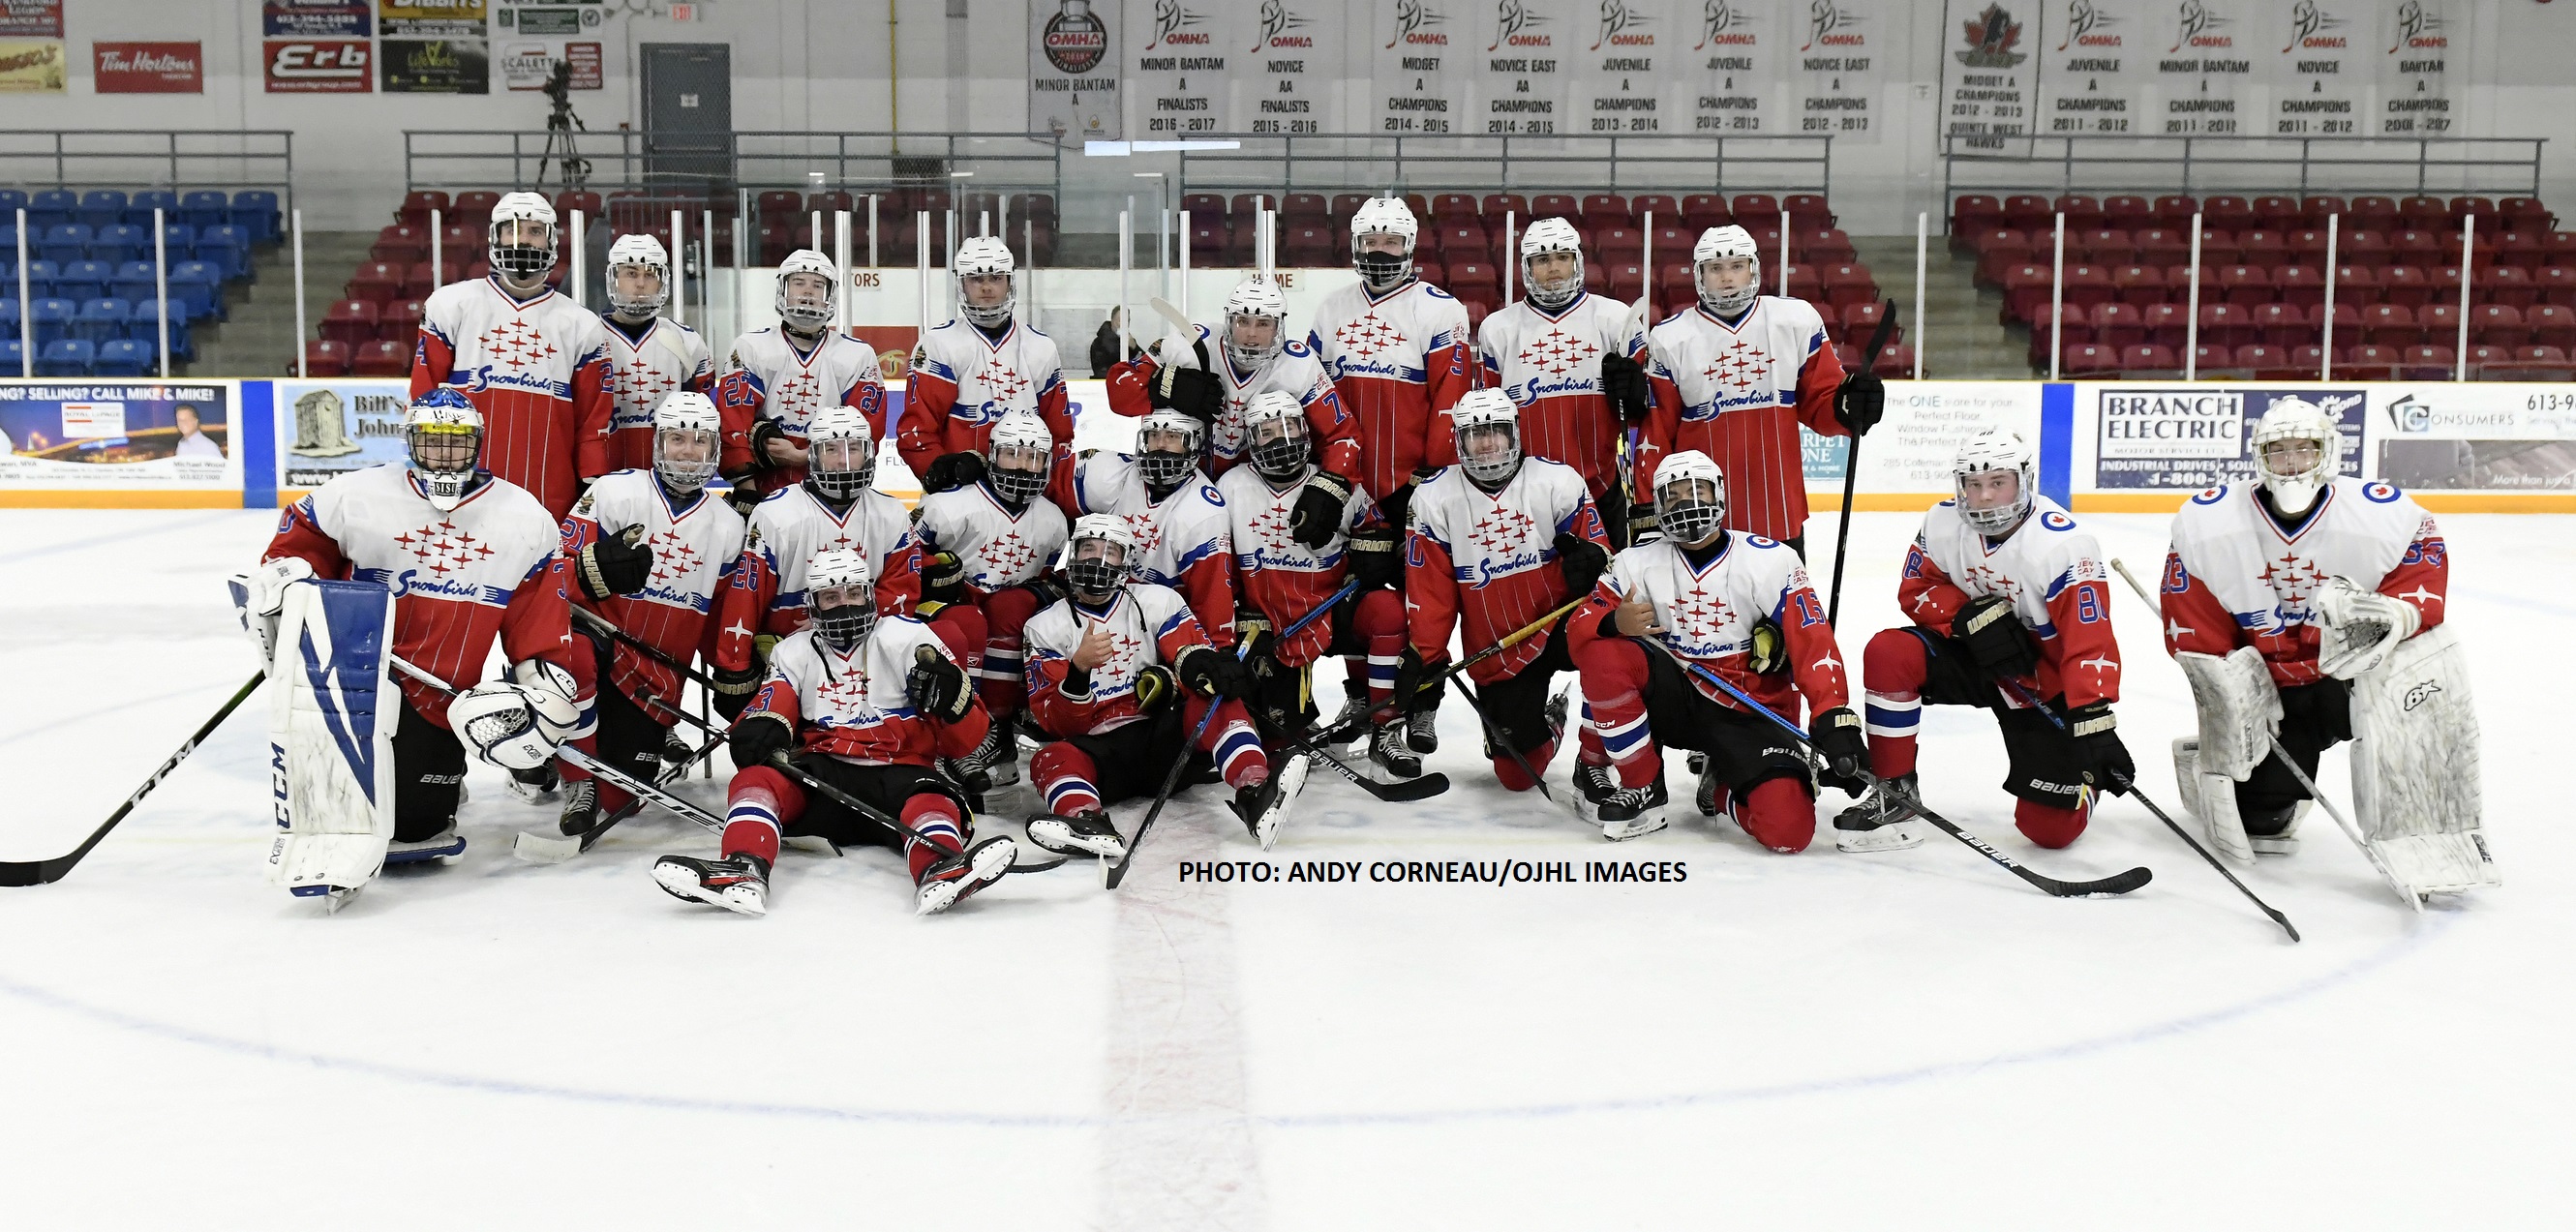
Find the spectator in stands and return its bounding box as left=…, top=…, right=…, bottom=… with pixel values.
left=171, top=404, right=223, bottom=458
left=1091, top=308, right=1137, bottom=377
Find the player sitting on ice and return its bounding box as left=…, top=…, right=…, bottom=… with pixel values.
left=1565, top=450, right=1866, bottom=844
left=714, top=249, right=886, bottom=503
left=1398, top=389, right=1615, bottom=790
left=1220, top=391, right=1409, bottom=762
left=551, top=391, right=746, bottom=836
left=1064, top=406, right=1237, bottom=641
left=1021, top=516, right=1299, bottom=853
left=597, top=232, right=715, bottom=472
left=655, top=547, right=1015, bottom=916
left=912, top=409, right=1072, bottom=795
left=240, top=388, right=589, bottom=899
left=1841, top=429, right=2131, bottom=854
left=899, top=236, right=1074, bottom=495
left=1474, top=217, right=1649, bottom=545
left=2160, top=398, right=2484, bottom=890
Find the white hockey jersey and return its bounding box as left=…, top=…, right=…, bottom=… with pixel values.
left=562, top=467, right=746, bottom=718
left=1157, top=327, right=1346, bottom=470
left=1405, top=457, right=1604, bottom=683
left=1476, top=289, right=1645, bottom=500
left=1577, top=532, right=1850, bottom=715
left=716, top=327, right=887, bottom=469
left=711, top=482, right=927, bottom=673
left=1219, top=463, right=1379, bottom=666
left=1899, top=495, right=2121, bottom=709
left=898, top=318, right=1072, bottom=469
left=1068, top=451, right=1233, bottom=627
left=413, top=276, right=616, bottom=518
left=747, top=617, right=976, bottom=766
left=1022, top=583, right=1207, bottom=735
left=914, top=480, right=1072, bottom=593
left=601, top=316, right=716, bottom=470
left=2163, top=477, right=2448, bottom=686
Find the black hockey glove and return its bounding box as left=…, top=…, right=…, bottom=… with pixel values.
left=727, top=711, right=792, bottom=771
left=1133, top=664, right=1178, bottom=712
left=1349, top=526, right=1402, bottom=589
left=1599, top=350, right=1652, bottom=423
left=1390, top=645, right=1447, bottom=720
left=1624, top=501, right=1660, bottom=547
left=1174, top=644, right=1250, bottom=700
left=577, top=526, right=654, bottom=600
left=748, top=417, right=793, bottom=470
left=721, top=475, right=763, bottom=518
left=906, top=646, right=975, bottom=724
left=709, top=659, right=765, bottom=721
left=918, top=549, right=968, bottom=611
left=1952, top=595, right=2041, bottom=680
left=1834, top=372, right=1886, bottom=436
left=1150, top=363, right=1225, bottom=425
left=1554, top=531, right=1608, bottom=596
left=2067, top=702, right=2135, bottom=796
left=1233, top=615, right=1278, bottom=682
left=1746, top=616, right=1789, bottom=676
left=1810, top=706, right=1871, bottom=796
left=921, top=450, right=986, bottom=495
left=1290, top=471, right=1355, bottom=552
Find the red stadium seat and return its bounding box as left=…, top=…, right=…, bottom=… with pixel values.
left=2466, top=344, right=2519, bottom=378
left=1279, top=225, right=1334, bottom=268
left=1530, top=195, right=1582, bottom=225
left=2203, top=195, right=2257, bottom=232
left=2112, top=264, right=2167, bottom=307
left=2286, top=226, right=2333, bottom=267
left=2090, top=301, right=2145, bottom=348
left=1595, top=226, right=1643, bottom=261
left=1798, top=227, right=1856, bottom=263
left=1281, top=193, right=1329, bottom=224
left=1630, top=194, right=1680, bottom=227
left=1733, top=194, right=1783, bottom=225
left=2528, top=303, right=2576, bottom=350
left=351, top=339, right=409, bottom=376
left=1481, top=194, right=1530, bottom=223
left=379, top=298, right=424, bottom=346
left=2397, top=195, right=2449, bottom=231
left=2062, top=341, right=2118, bottom=376
left=2542, top=265, right=2576, bottom=307
left=2197, top=302, right=2257, bottom=348
left=2514, top=345, right=2574, bottom=379
left=2063, top=263, right=2115, bottom=311
left=2360, top=303, right=2421, bottom=347
left=1872, top=346, right=1914, bottom=378
left=1950, top=194, right=2002, bottom=238
left=2151, top=195, right=2199, bottom=229
left=450, top=190, right=500, bottom=232
left=2339, top=229, right=2394, bottom=268
left=396, top=190, right=449, bottom=226
left=1823, top=263, right=1877, bottom=310
left=1658, top=265, right=1698, bottom=310
left=2452, top=195, right=2500, bottom=232
left=2421, top=302, right=2465, bottom=346
left=2380, top=264, right=2433, bottom=309
left=1784, top=195, right=1834, bottom=229
left=2393, top=227, right=2451, bottom=269
left=2310, top=302, right=2363, bottom=349
left=2501, top=197, right=2555, bottom=232
left=2235, top=344, right=2299, bottom=380
left=2236, top=229, right=2288, bottom=268
left=2000, top=264, right=2051, bottom=323
left=2489, top=230, right=2547, bottom=272
left=2403, top=344, right=2457, bottom=378
left=304, top=339, right=350, bottom=376
left=2101, top=195, right=2153, bottom=232
left=2300, top=195, right=2347, bottom=229
left=2140, top=303, right=2188, bottom=347
left=1431, top=193, right=1480, bottom=223
left=2194, top=227, right=2241, bottom=268
left=1682, top=194, right=1733, bottom=230
left=372, top=224, right=427, bottom=264
left=2220, top=265, right=2272, bottom=306
left=2290, top=344, right=2330, bottom=376
left=2000, top=194, right=2050, bottom=232
left=2191, top=344, right=2238, bottom=375
left=2119, top=343, right=2180, bottom=375
left=1841, top=300, right=1895, bottom=348
left=2076, top=228, right=2135, bottom=265
left=2329, top=263, right=2383, bottom=306
left=1600, top=258, right=1645, bottom=303
left=344, top=261, right=402, bottom=304
left=2052, top=195, right=2104, bottom=231
left=2345, top=343, right=2403, bottom=378
left=2136, top=227, right=2189, bottom=269
left=1581, top=194, right=1634, bottom=228
left=2252, top=196, right=2304, bottom=232
left=2348, top=196, right=2401, bottom=231
left=2273, top=264, right=2325, bottom=309
left=2252, top=302, right=2308, bottom=348
left=2472, top=303, right=2529, bottom=347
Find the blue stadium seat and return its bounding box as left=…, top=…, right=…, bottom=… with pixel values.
left=127, top=189, right=178, bottom=226
left=0, top=338, right=19, bottom=373
left=0, top=189, right=26, bottom=219
left=195, top=224, right=251, bottom=278
left=231, top=190, right=281, bottom=242
left=128, top=299, right=191, bottom=360
left=0, top=223, right=16, bottom=255
left=27, top=189, right=76, bottom=229
left=180, top=190, right=228, bottom=229
left=158, top=222, right=197, bottom=257
left=110, top=260, right=159, bottom=302
left=94, top=337, right=152, bottom=376
left=8, top=258, right=59, bottom=298
left=167, top=261, right=221, bottom=318
left=90, top=223, right=145, bottom=264
left=73, top=297, right=130, bottom=343
left=30, top=296, right=75, bottom=346
left=55, top=259, right=109, bottom=302
left=77, top=191, right=129, bottom=228
left=39, top=224, right=91, bottom=264
left=37, top=338, right=94, bottom=376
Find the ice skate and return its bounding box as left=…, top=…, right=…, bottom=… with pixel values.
left=916, top=836, right=1016, bottom=916
left=652, top=852, right=770, bottom=916
left=1833, top=773, right=1925, bottom=853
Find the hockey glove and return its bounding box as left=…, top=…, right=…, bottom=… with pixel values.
left=710, top=660, right=765, bottom=721
left=1174, top=644, right=1249, bottom=700
left=921, top=450, right=987, bottom=495
left=919, top=550, right=968, bottom=610
left=1746, top=616, right=1790, bottom=676
left=1810, top=706, right=1871, bottom=796
left=1150, top=363, right=1225, bottom=425
left=1624, top=500, right=1660, bottom=547
left=727, top=711, right=793, bottom=771
left=1233, top=615, right=1277, bottom=682
left=906, top=646, right=976, bottom=724
left=2067, top=702, right=2135, bottom=796
left=1834, top=372, right=1886, bottom=436
left=1952, top=595, right=2041, bottom=680
left=1391, top=646, right=1447, bottom=719
left=1349, top=526, right=1402, bottom=589
left=722, top=474, right=763, bottom=518
left=1290, top=471, right=1355, bottom=552
left=577, top=526, right=654, bottom=600
left=1133, top=664, right=1179, bottom=712
left=1599, top=351, right=1652, bottom=423
left=1554, top=531, right=1608, bottom=596
left=748, top=417, right=793, bottom=470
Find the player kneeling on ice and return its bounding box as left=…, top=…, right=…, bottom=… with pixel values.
left=1021, top=516, right=1296, bottom=853
left=1565, top=451, right=1867, bottom=844
left=656, top=548, right=1015, bottom=916
left=1844, top=429, right=2132, bottom=854
left=2160, top=398, right=2493, bottom=894
left=239, top=388, right=590, bottom=903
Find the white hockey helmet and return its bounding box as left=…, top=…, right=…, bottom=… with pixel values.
left=1349, top=195, right=1420, bottom=293
left=1951, top=427, right=2036, bottom=536
left=1242, top=389, right=1311, bottom=481
left=2250, top=396, right=2340, bottom=516
left=1450, top=388, right=1524, bottom=487
left=404, top=387, right=483, bottom=512
left=803, top=547, right=876, bottom=649
left=1693, top=225, right=1763, bottom=317
left=774, top=249, right=840, bottom=334
left=1136, top=406, right=1207, bottom=492
left=651, top=390, right=723, bottom=495
left=803, top=405, right=878, bottom=500
left=1519, top=217, right=1586, bottom=310
left=1065, top=512, right=1137, bottom=601
left=486, top=191, right=559, bottom=282
left=955, top=235, right=1017, bottom=330
left=605, top=232, right=670, bottom=317
left=1652, top=450, right=1728, bottom=546
left=985, top=409, right=1055, bottom=506
left=1221, top=277, right=1290, bottom=373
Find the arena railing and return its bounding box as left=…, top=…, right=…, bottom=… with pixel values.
left=1942, top=135, right=2546, bottom=228
left=1167, top=133, right=1834, bottom=197
left=0, top=129, right=294, bottom=203
left=401, top=130, right=1065, bottom=200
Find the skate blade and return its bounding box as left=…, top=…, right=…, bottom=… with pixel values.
left=1256, top=756, right=1312, bottom=851
left=652, top=861, right=768, bottom=916
left=1026, top=820, right=1126, bottom=861
left=1599, top=811, right=1669, bottom=842
left=1834, top=823, right=1924, bottom=854
left=918, top=841, right=1016, bottom=916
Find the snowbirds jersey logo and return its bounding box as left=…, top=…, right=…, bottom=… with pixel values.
left=1334, top=311, right=1409, bottom=359
left=479, top=318, right=561, bottom=371
left=979, top=527, right=1044, bottom=585
left=1488, top=0, right=1549, bottom=51
left=2258, top=552, right=2328, bottom=620
left=646, top=528, right=705, bottom=586
left=1667, top=587, right=1737, bottom=646
left=808, top=663, right=881, bottom=728
left=1960, top=561, right=2024, bottom=604
left=1591, top=0, right=1651, bottom=51
left=1702, top=341, right=1766, bottom=396
left=974, top=361, right=1032, bottom=408
left=393, top=520, right=495, bottom=579
left=1468, top=502, right=1538, bottom=558
left=1955, top=4, right=2027, bottom=68
left=1520, top=327, right=1601, bottom=376
left=1252, top=0, right=1313, bottom=51
left=1697, top=0, right=1756, bottom=50
left=613, top=356, right=680, bottom=421
left=1387, top=0, right=1449, bottom=49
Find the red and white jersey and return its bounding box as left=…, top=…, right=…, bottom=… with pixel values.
left=1219, top=464, right=1379, bottom=667
left=745, top=619, right=987, bottom=767
left=1636, top=298, right=1848, bottom=542
left=561, top=468, right=746, bottom=722
left=1105, top=327, right=1365, bottom=484
left=1568, top=532, right=1851, bottom=719
left=1067, top=450, right=1236, bottom=645
left=2162, top=478, right=2448, bottom=687
left=410, top=276, right=616, bottom=520
left=1306, top=279, right=1475, bottom=498
left=895, top=317, right=1073, bottom=477
left=1023, top=584, right=1219, bottom=737
left=914, top=480, right=1071, bottom=593
left=1476, top=289, right=1646, bottom=501
left=1896, top=496, right=2121, bottom=710
left=1405, top=458, right=1607, bottom=683
left=600, top=316, right=716, bottom=471
left=711, top=483, right=925, bottom=673
left=263, top=462, right=580, bottom=728
left=713, top=327, right=888, bottom=487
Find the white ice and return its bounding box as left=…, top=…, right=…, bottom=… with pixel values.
left=0, top=506, right=2568, bottom=1229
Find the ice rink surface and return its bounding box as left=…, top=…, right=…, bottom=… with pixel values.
left=0, top=504, right=2567, bottom=1230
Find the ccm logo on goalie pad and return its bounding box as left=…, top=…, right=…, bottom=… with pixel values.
left=2403, top=679, right=2442, bottom=711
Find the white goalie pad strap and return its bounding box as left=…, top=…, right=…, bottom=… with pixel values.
left=2171, top=737, right=2256, bottom=865
left=2315, top=577, right=2420, bottom=680
left=265, top=578, right=398, bottom=893
left=2176, top=646, right=2283, bottom=781
left=2348, top=623, right=2497, bottom=892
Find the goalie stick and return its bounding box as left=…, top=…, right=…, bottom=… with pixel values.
left=0, top=671, right=265, bottom=887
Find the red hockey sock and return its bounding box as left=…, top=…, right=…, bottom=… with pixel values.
left=1574, top=637, right=1659, bottom=788
left=1734, top=777, right=1817, bottom=854
left=719, top=819, right=780, bottom=865
left=1030, top=741, right=1104, bottom=816
left=902, top=795, right=966, bottom=882
left=1353, top=590, right=1407, bottom=706
left=1493, top=737, right=1557, bottom=792
left=1862, top=627, right=1929, bottom=779
left=977, top=586, right=1041, bottom=717
left=2015, top=796, right=2089, bottom=849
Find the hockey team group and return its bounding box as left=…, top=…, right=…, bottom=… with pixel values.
left=227, top=190, right=2494, bottom=918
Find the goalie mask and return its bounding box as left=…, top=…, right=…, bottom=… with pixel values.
left=955, top=236, right=1018, bottom=330
left=774, top=249, right=840, bottom=335
left=1349, top=196, right=1420, bottom=295
left=1136, top=406, right=1206, bottom=493
left=1065, top=513, right=1136, bottom=604
left=2251, top=397, right=2340, bottom=517
left=1222, top=277, right=1289, bottom=373
left=487, top=191, right=559, bottom=283
left=404, top=388, right=483, bottom=512
left=1951, top=427, right=2036, bottom=536
left=1519, top=217, right=1586, bottom=311
left=1243, top=390, right=1312, bottom=482
left=1693, top=225, right=1763, bottom=318
left=651, top=391, right=722, bottom=495
left=605, top=232, right=670, bottom=318
left=803, top=547, right=877, bottom=650
left=804, top=405, right=878, bottom=501
left=1654, top=450, right=1728, bottom=547
left=1450, top=388, right=1524, bottom=488
left=985, top=410, right=1054, bottom=507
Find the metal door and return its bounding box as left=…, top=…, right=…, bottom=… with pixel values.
left=640, top=43, right=732, bottom=186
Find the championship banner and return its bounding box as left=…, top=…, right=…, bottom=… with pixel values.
left=1241, top=0, right=1331, bottom=136
left=273, top=379, right=411, bottom=496
left=2039, top=0, right=2149, bottom=139
left=2079, top=384, right=2365, bottom=492
left=0, top=381, right=242, bottom=496
left=1474, top=0, right=1572, bottom=136
left=1684, top=0, right=1782, bottom=135
left=2268, top=0, right=2368, bottom=138
left=1940, top=1, right=2036, bottom=147
left=1131, top=0, right=1231, bottom=137
left=2369, top=384, right=2576, bottom=493
left=2148, top=0, right=2254, bottom=136
left=1573, top=0, right=1675, bottom=136
left=1370, top=0, right=1464, bottom=135
left=2374, top=0, right=2454, bottom=136
left=1794, top=0, right=1880, bottom=140
left=1031, top=0, right=1121, bottom=144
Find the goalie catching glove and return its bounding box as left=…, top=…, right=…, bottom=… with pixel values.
left=576, top=525, right=654, bottom=600
left=2314, top=576, right=2421, bottom=679
left=450, top=667, right=583, bottom=771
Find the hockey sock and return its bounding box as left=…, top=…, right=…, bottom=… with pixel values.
left=1575, top=638, right=1658, bottom=788
left=1030, top=741, right=1105, bottom=816
left=2014, top=797, right=2088, bottom=849
left=1203, top=700, right=1270, bottom=789
left=1575, top=703, right=1611, bottom=766
left=1862, top=627, right=1928, bottom=779
left=926, top=602, right=988, bottom=673
left=1354, top=590, right=1408, bottom=706
left=977, top=586, right=1042, bottom=717
left=1733, top=777, right=1817, bottom=854
left=902, top=796, right=966, bottom=881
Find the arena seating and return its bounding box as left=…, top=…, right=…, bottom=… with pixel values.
left=1, top=188, right=270, bottom=374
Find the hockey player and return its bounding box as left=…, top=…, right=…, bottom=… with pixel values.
left=1220, top=391, right=1408, bottom=754
left=653, top=547, right=1015, bottom=916
left=245, top=388, right=591, bottom=869
left=596, top=233, right=715, bottom=472
left=1021, top=516, right=1297, bottom=852
left=898, top=236, right=1074, bottom=495
left=1476, top=218, right=1650, bottom=545
left=913, top=409, right=1073, bottom=791
left=1565, top=450, right=1866, bottom=845
left=715, top=249, right=888, bottom=501
left=1633, top=225, right=1883, bottom=551
left=1840, top=429, right=2130, bottom=854
left=410, top=191, right=615, bottom=521
left=1400, top=390, right=1615, bottom=790
left=1064, top=406, right=1237, bottom=643
left=552, top=391, right=747, bottom=834
left=2160, top=398, right=2449, bottom=860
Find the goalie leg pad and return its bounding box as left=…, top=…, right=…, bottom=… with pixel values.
left=2348, top=624, right=2498, bottom=895
left=2172, top=736, right=2256, bottom=865
left=266, top=579, right=399, bottom=896
left=2176, top=646, right=2284, bottom=781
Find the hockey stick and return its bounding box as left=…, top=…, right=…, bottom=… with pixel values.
left=1243, top=706, right=1452, bottom=803
left=1106, top=579, right=1358, bottom=889
left=512, top=724, right=729, bottom=863
left=1633, top=638, right=2152, bottom=898
left=570, top=606, right=733, bottom=725
left=388, top=656, right=725, bottom=836
left=1450, top=677, right=1587, bottom=823
left=1148, top=295, right=1215, bottom=373
left=1307, top=593, right=1589, bottom=752
left=1826, top=299, right=1900, bottom=629
left=0, top=671, right=265, bottom=887
left=773, top=750, right=1067, bottom=876
left=1619, top=297, right=1652, bottom=548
